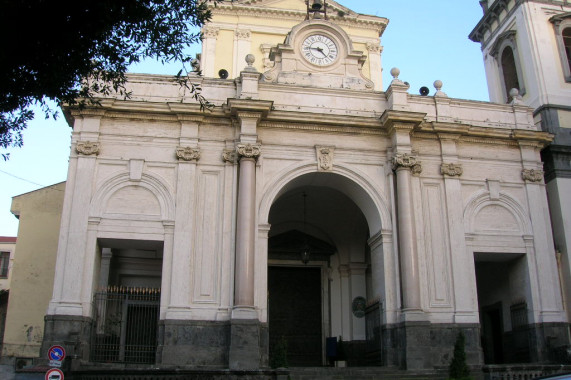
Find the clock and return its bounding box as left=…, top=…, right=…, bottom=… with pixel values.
left=301, top=34, right=338, bottom=66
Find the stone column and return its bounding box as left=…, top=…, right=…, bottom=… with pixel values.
left=381, top=110, right=426, bottom=319
left=233, top=143, right=261, bottom=311
left=393, top=153, right=422, bottom=313
left=226, top=99, right=272, bottom=370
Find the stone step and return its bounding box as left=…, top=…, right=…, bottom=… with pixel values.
left=287, top=367, right=447, bottom=380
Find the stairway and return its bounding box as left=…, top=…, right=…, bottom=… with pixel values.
left=287, top=367, right=447, bottom=380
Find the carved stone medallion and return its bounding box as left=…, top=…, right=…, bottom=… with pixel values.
left=76, top=141, right=100, bottom=156
left=521, top=169, right=543, bottom=183
left=441, top=163, right=463, bottom=177
left=222, top=149, right=237, bottom=164
left=176, top=146, right=200, bottom=161
left=316, top=146, right=334, bottom=172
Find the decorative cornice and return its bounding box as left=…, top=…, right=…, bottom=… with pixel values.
left=522, top=168, right=544, bottom=183
left=393, top=153, right=422, bottom=175
left=236, top=143, right=261, bottom=160
left=260, top=121, right=384, bottom=135
left=380, top=110, right=427, bottom=134
left=441, top=163, right=463, bottom=177
left=549, top=11, right=571, bottom=24
left=209, top=4, right=388, bottom=34
left=76, top=141, right=100, bottom=156
left=176, top=146, right=201, bottom=161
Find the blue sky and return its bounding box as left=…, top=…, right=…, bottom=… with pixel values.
left=0, top=1, right=488, bottom=236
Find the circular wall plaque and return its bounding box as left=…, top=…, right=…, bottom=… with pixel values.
left=352, top=296, right=366, bottom=318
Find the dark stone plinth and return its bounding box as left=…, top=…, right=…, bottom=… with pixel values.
left=383, top=322, right=482, bottom=370
left=228, top=319, right=267, bottom=370
left=527, top=322, right=571, bottom=363
left=158, top=320, right=231, bottom=367
left=41, top=314, right=93, bottom=362
left=71, top=367, right=289, bottom=380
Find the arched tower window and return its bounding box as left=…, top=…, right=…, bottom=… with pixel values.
left=563, top=27, right=571, bottom=73
left=551, top=12, right=571, bottom=82
left=501, top=46, right=520, bottom=100
left=490, top=30, right=525, bottom=103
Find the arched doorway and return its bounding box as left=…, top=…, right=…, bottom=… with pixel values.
left=264, top=170, right=390, bottom=367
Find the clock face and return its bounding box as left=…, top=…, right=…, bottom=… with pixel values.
left=301, top=34, right=338, bottom=66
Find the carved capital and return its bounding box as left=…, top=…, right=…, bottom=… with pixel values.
left=316, top=146, right=334, bottom=171
left=441, top=163, right=463, bottom=177
left=236, top=143, right=261, bottom=160
left=176, top=146, right=200, bottom=161
left=235, top=29, right=251, bottom=40
left=222, top=149, right=237, bottom=164
left=393, top=153, right=422, bottom=175
left=203, top=27, right=219, bottom=39
left=76, top=141, right=100, bottom=156
left=522, top=169, right=543, bottom=183
left=366, top=42, right=382, bottom=53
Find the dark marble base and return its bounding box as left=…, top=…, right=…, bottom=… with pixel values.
left=228, top=319, right=268, bottom=370
left=382, top=322, right=482, bottom=370
left=158, top=320, right=231, bottom=367
left=41, top=314, right=93, bottom=362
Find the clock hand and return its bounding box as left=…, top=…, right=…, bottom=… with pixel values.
left=312, top=47, right=328, bottom=57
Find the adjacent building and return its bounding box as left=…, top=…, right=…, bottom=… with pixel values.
left=0, top=184, right=64, bottom=363
left=0, top=236, right=16, bottom=356
left=470, top=0, right=571, bottom=361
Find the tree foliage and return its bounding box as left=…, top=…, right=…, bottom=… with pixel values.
left=448, top=331, right=473, bottom=380
left=0, top=0, right=222, bottom=159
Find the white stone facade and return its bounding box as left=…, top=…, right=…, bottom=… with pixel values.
left=40, top=0, right=569, bottom=371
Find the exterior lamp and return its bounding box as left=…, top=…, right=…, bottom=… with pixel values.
left=300, top=192, right=311, bottom=264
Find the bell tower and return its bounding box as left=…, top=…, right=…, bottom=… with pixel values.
left=470, top=0, right=571, bottom=358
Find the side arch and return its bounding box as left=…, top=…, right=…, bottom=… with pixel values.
left=90, top=172, right=175, bottom=221
left=463, top=190, right=532, bottom=236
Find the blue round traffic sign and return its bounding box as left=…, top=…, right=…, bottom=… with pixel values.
left=48, top=345, right=65, bottom=362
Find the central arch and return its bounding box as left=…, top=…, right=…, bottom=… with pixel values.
left=257, top=163, right=395, bottom=366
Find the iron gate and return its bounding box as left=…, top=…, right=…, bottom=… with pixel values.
left=91, top=286, right=160, bottom=364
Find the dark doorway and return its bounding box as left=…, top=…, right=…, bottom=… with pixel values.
left=481, top=303, right=504, bottom=364
left=269, top=266, right=322, bottom=366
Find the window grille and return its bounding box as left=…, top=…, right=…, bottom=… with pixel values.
left=91, top=286, right=160, bottom=364
left=510, top=302, right=528, bottom=330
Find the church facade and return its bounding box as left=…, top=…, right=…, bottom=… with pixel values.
left=12, top=0, right=569, bottom=373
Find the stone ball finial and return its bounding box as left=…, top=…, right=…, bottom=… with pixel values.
left=245, top=54, right=255, bottom=67
left=434, top=80, right=443, bottom=91
left=390, top=67, right=400, bottom=79
left=509, top=88, right=519, bottom=98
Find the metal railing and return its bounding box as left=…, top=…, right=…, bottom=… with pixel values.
left=91, top=286, right=160, bottom=364
left=483, top=364, right=571, bottom=380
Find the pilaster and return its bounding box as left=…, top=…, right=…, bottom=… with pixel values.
left=48, top=115, right=101, bottom=317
